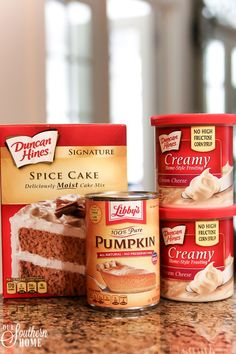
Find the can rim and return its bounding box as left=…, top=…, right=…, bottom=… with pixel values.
left=85, top=191, right=158, bottom=201
left=160, top=205, right=236, bottom=219
left=151, top=113, right=236, bottom=126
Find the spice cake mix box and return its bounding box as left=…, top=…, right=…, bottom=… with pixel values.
left=0, top=124, right=127, bottom=298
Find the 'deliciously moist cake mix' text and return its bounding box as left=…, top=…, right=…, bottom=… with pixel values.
left=160, top=207, right=234, bottom=302
left=86, top=192, right=159, bottom=310
left=151, top=114, right=236, bottom=208
left=0, top=124, right=127, bottom=298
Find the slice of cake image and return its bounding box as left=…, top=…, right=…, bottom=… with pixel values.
left=10, top=194, right=86, bottom=296
left=96, top=261, right=156, bottom=293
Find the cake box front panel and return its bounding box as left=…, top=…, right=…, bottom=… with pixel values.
left=0, top=124, right=127, bottom=298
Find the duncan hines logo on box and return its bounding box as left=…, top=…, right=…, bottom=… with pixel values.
left=106, top=200, right=146, bottom=224
left=162, top=225, right=186, bottom=246
left=159, top=131, right=182, bottom=153
left=5, top=130, right=58, bottom=168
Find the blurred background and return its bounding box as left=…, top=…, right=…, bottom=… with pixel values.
left=1, top=0, right=236, bottom=190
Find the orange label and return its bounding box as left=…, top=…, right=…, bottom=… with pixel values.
left=86, top=197, right=160, bottom=310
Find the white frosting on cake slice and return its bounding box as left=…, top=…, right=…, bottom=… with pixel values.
left=10, top=194, right=86, bottom=278
left=12, top=252, right=85, bottom=277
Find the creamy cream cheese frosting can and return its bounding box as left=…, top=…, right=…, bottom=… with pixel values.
left=85, top=191, right=159, bottom=310
left=151, top=114, right=236, bottom=208
left=160, top=206, right=235, bottom=302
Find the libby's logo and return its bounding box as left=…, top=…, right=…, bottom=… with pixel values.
left=159, top=130, right=182, bottom=153
left=106, top=200, right=146, bottom=224
left=162, top=225, right=186, bottom=245
left=6, top=130, right=58, bottom=168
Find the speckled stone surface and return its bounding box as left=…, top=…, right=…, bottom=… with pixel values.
left=0, top=287, right=235, bottom=354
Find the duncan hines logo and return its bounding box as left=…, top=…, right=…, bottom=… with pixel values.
left=107, top=200, right=145, bottom=224
left=6, top=130, right=58, bottom=168
left=162, top=225, right=186, bottom=245
left=159, top=130, right=182, bottom=153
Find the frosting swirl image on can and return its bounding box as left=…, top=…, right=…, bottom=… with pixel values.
left=160, top=206, right=234, bottom=302
left=85, top=192, right=159, bottom=310
left=151, top=114, right=236, bottom=208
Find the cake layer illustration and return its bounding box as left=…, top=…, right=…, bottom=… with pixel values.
left=10, top=194, right=86, bottom=296
left=96, top=261, right=156, bottom=293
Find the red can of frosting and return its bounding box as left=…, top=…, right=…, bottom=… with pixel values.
left=151, top=114, right=236, bottom=208
left=160, top=206, right=234, bottom=302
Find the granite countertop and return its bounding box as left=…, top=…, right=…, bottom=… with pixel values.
left=0, top=288, right=235, bottom=354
